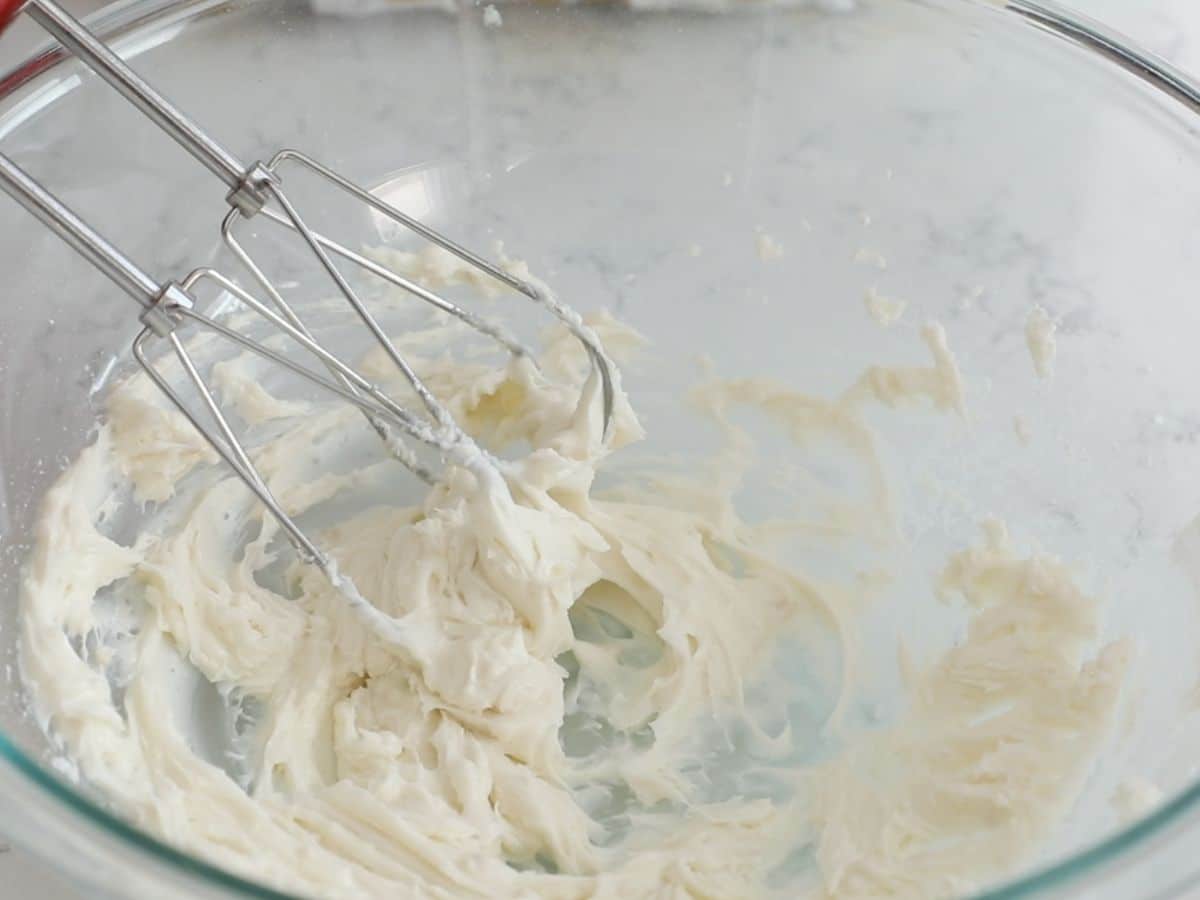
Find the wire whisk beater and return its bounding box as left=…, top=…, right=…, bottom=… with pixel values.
left=0, top=0, right=615, bottom=637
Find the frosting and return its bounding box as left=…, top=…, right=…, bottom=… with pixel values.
left=20, top=259, right=1129, bottom=898
left=863, top=287, right=906, bottom=328
left=1112, top=777, right=1163, bottom=824
left=1025, top=305, right=1057, bottom=379
left=755, top=229, right=785, bottom=262
left=809, top=519, right=1131, bottom=898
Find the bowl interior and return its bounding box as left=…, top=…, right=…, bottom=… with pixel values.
left=5, top=0, right=1200, bottom=896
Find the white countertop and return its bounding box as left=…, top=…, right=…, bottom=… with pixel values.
left=1077, top=0, right=1200, bottom=71
left=2, top=0, right=1199, bottom=897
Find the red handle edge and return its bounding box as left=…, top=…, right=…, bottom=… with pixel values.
left=0, top=0, right=25, bottom=35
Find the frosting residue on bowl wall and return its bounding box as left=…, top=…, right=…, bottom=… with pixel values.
left=20, top=249, right=1129, bottom=898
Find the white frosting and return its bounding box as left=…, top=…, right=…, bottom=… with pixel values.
left=863, top=287, right=906, bottom=328
left=1025, top=305, right=1057, bottom=379
left=809, top=519, right=1131, bottom=897
left=840, top=322, right=966, bottom=417
left=20, top=272, right=1128, bottom=898
left=853, top=247, right=888, bottom=270
left=1112, top=776, right=1163, bottom=824
left=1013, top=414, right=1032, bottom=445
left=755, top=229, right=785, bottom=262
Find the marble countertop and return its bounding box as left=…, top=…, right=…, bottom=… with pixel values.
left=1074, top=0, right=1200, bottom=71
left=2, top=0, right=1200, bottom=897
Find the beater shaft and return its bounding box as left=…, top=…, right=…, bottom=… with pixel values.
left=0, top=0, right=614, bottom=431
left=0, top=149, right=380, bottom=569
left=23, top=0, right=256, bottom=200
left=0, top=150, right=166, bottom=307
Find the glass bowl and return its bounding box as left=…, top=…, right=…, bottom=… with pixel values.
left=5, top=0, right=1200, bottom=896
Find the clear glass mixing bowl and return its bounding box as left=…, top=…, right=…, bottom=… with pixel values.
left=6, top=0, right=1200, bottom=896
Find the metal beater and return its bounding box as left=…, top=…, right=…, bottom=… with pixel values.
left=0, top=0, right=615, bottom=633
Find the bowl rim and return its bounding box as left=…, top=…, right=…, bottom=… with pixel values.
left=3, top=0, right=1200, bottom=896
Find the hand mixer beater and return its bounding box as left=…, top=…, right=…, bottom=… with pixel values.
left=0, top=0, right=616, bottom=637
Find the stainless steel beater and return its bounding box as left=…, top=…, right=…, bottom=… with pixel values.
left=0, top=0, right=614, bottom=624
